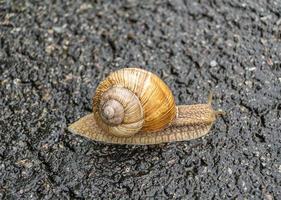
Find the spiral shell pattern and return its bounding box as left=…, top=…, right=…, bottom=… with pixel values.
left=93, top=68, right=176, bottom=137
left=95, top=87, right=144, bottom=137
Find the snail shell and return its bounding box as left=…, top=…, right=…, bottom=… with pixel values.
left=68, top=68, right=224, bottom=145
left=93, top=68, right=176, bottom=137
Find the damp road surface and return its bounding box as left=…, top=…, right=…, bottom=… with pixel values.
left=0, top=0, right=281, bottom=199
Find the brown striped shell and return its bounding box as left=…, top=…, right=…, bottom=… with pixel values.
left=93, top=68, right=176, bottom=137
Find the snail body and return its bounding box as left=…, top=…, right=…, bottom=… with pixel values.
left=68, top=68, right=223, bottom=145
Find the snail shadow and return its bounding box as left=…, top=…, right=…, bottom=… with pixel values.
left=81, top=137, right=216, bottom=181
left=81, top=135, right=207, bottom=163
left=91, top=140, right=169, bottom=162
left=80, top=136, right=183, bottom=163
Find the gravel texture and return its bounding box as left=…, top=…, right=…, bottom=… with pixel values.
left=1, top=0, right=281, bottom=199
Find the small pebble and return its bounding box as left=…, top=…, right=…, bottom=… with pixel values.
left=210, top=60, right=217, bottom=67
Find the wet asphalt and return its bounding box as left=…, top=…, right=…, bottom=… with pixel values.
left=0, top=0, right=281, bottom=199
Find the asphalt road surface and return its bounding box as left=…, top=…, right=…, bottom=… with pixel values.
left=0, top=0, right=280, bottom=199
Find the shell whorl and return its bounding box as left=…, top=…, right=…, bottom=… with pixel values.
left=94, top=86, right=144, bottom=137
left=93, top=68, right=177, bottom=137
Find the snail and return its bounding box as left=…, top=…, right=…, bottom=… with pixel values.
left=68, top=68, right=224, bottom=145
